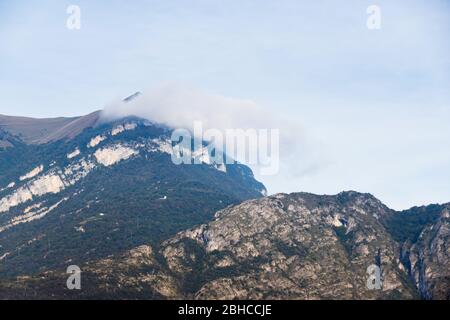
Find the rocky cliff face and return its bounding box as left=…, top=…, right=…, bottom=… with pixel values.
left=0, top=109, right=448, bottom=300
left=160, top=192, right=415, bottom=299
left=2, top=192, right=447, bottom=300
left=0, top=114, right=265, bottom=278
left=404, top=207, right=450, bottom=299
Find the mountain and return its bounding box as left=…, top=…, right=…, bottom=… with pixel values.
left=1, top=192, right=448, bottom=299
left=0, top=107, right=448, bottom=300
left=0, top=110, right=266, bottom=280
left=0, top=111, right=101, bottom=146
left=386, top=205, right=450, bottom=299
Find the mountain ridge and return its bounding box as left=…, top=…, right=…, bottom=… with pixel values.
left=0, top=110, right=448, bottom=300
left=0, top=111, right=101, bottom=145
left=0, top=115, right=266, bottom=280
left=1, top=191, right=448, bottom=299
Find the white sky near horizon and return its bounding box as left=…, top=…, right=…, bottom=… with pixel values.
left=0, top=0, right=449, bottom=210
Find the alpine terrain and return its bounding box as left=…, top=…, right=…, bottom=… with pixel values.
left=0, top=98, right=448, bottom=300
left=0, top=95, right=265, bottom=281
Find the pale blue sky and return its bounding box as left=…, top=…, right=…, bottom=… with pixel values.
left=0, top=0, right=449, bottom=209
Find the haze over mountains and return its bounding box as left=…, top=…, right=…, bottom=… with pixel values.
left=0, top=107, right=448, bottom=300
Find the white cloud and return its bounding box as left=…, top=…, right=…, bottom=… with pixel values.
left=102, top=82, right=268, bottom=131
left=102, top=82, right=326, bottom=184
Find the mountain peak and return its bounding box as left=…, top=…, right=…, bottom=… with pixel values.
left=123, top=91, right=142, bottom=102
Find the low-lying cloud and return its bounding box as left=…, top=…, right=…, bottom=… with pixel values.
left=101, top=82, right=327, bottom=189
left=102, top=83, right=280, bottom=132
